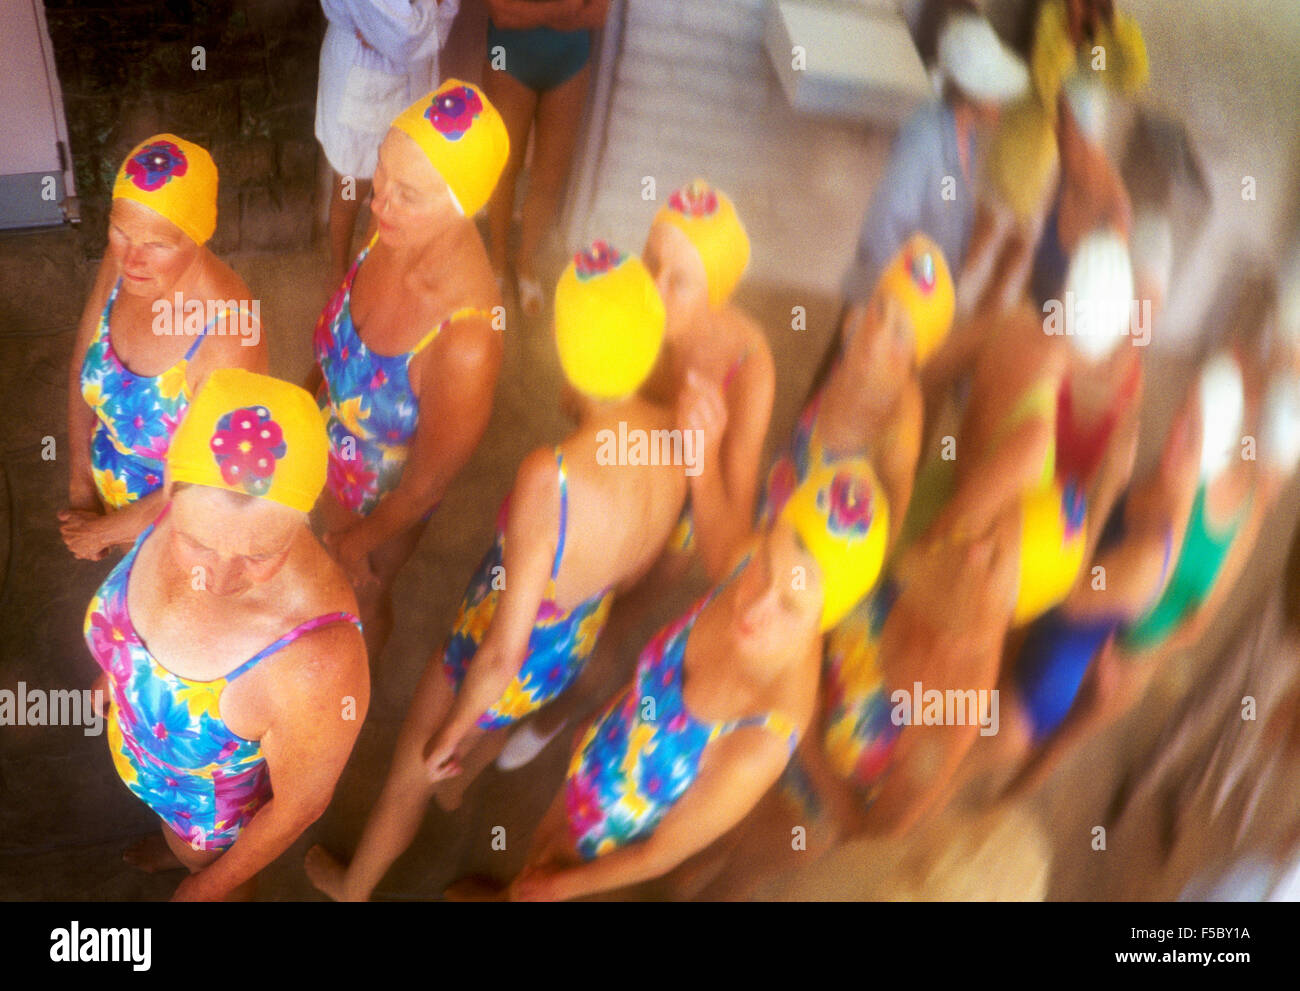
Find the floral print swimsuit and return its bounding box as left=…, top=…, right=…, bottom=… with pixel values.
left=84, top=509, right=362, bottom=851
left=314, top=235, right=491, bottom=516
left=442, top=449, right=613, bottom=730
left=79, top=281, right=248, bottom=509
left=564, top=557, right=799, bottom=861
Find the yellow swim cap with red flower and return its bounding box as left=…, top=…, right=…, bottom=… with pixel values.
left=654, top=180, right=750, bottom=309
left=778, top=459, right=890, bottom=631
left=390, top=79, right=509, bottom=217
left=874, top=233, right=956, bottom=365
left=112, top=134, right=218, bottom=246
left=167, top=368, right=328, bottom=513
left=554, top=240, right=666, bottom=400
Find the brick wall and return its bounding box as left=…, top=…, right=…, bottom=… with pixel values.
left=43, top=0, right=323, bottom=259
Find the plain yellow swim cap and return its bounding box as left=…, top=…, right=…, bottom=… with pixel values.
left=554, top=241, right=666, bottom=401
left=112, top=134, right=218, bottom=246
left=874, top=233, right=956, bottom=365
left=1013, top=480, right=1088, bottom=625
left=390, top=79, right=509, bottom=217
left=168, top=368, right=328, bottom=514
left=779, top=459, right=890, bottom=631
left=654, top=180, right=750, bottom=310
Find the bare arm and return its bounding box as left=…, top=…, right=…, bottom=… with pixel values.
left=551, top=0, right=610, bottom=31
left=426, top=451, right=559, bottom=767
left=65, top=256, right=119, bottom=511
left=689, top=338, right=776, bottom=582
left=173, top=623, right=368, bottom=900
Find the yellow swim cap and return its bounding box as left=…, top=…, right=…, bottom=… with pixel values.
left=554, top=241, right=666, bottom=400
left=654, top=180, right=750, bottom=310
left=389, top=79, right=509, bottom=217
left=874, top=233, right=956, bottom=365
left=1013, top=480, right=1088, bottom=625
left=779, top=459, right=890, bottom=631
left=112, top=134, right=218, bottom=246
left=168, top=369, right=328, bottom=514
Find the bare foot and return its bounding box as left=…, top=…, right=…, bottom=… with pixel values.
left=122, top=833, right=185, bottom=873
left=304, top=844, right=352, bottom=902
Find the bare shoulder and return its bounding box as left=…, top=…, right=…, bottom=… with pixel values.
left=511, top=446, right=563, bottom=522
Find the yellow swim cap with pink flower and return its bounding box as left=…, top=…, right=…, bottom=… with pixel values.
left=873, top=234, right=956, bottom=365
left=390, top=79, right=509, bottom=217
left=167, top=369, right=328, bottom=513
left=778, top=459, right=890, bottom=631
left=654, top=180, right=750, bottom=309
left=112, top=134, right=218, bottom=246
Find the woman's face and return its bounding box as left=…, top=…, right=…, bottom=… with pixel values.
left=644, top=221, right=708, bottom=341
left=169, top=485, right=301, bottom=597
left=728, top=522, right=822, bottom=653
left=107, top=199, right=199, bottom=299
left=370, top=130, right=459, bottom=248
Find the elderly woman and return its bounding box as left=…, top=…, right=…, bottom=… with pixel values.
left=85, top=369, right=368, bottom=901
left=306, top=242, right=688, bottom=901
left=310, top=80, right=508, bottom=663
left=454, top=459, right=890, bottom=900
left=61, top=134, right=268, bottom=562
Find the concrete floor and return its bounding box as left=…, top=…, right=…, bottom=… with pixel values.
left=1, top=217, right=1297, bottom=901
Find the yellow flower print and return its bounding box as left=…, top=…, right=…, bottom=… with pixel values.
left=618, top=723, right=656, bottom=778
left=492, top=677, right=541, bottom=722
left=157, top=363, right=187, bottom=401
left=82, top=381, right=105, bottom=409
left=336, top=396, right=370, bottom=437
left=94, top=467, right=132, bottom=509
left=106, top=711, right=138, bottom=786
left=175, top=679, right=226, bottom=720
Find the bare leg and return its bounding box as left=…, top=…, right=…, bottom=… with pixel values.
left=327, top=173, right=372, bottom=287
left=516, top=63, right=592, bottom=293
left=431, top=725, right=503, bottom=812
left=306, top=652, right=453, bottom=901
left=161, top=823, right=257, bottom=901
left=481, top=62, right=539, bottom=278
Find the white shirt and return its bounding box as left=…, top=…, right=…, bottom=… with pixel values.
left=315, top=0, right=461, bottom=178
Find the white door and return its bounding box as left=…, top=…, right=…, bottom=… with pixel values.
left=0, top=0, right=77, bottom=229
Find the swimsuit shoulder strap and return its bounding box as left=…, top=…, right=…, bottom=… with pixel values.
left=98, top=278, right=122, bottom=336
left=226, top=611, right=364, bottom=681
left=182, top=303, right=259, bottom=361
left=411, top=305, right=493, bottom=356
left=714, top=709, right=800, bottom=756
left=551, top=446, right=568, bottom=582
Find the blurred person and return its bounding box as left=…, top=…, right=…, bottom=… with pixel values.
left=62, top=135, right=268, bottom=562
left=808, top=4, right=1028, bottom=407
left=316, top=0, right=461, bottom=286
left=495, top=179, right=773, bottom=770
left=483, top=0, right=610, bottom=315
left=85, top=369, right=367, bottom=900
left=309, top=80, right=507, bottom=664
left=450, top=460, right=890, bottom=900
left=305, top=243, right=688, bottom=901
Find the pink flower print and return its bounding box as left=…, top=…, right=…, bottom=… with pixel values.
left=210, top=405, right=287, bottom=496
left=425, top=86, right=483, bottom=141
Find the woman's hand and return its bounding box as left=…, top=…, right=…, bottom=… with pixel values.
left=323, top=526, right=378, bottom=588
left=57, top=508, right=115, bottom=561
left=423, top=729, right=462, bottom=783
left=678, top=368, right=728, bottom=471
